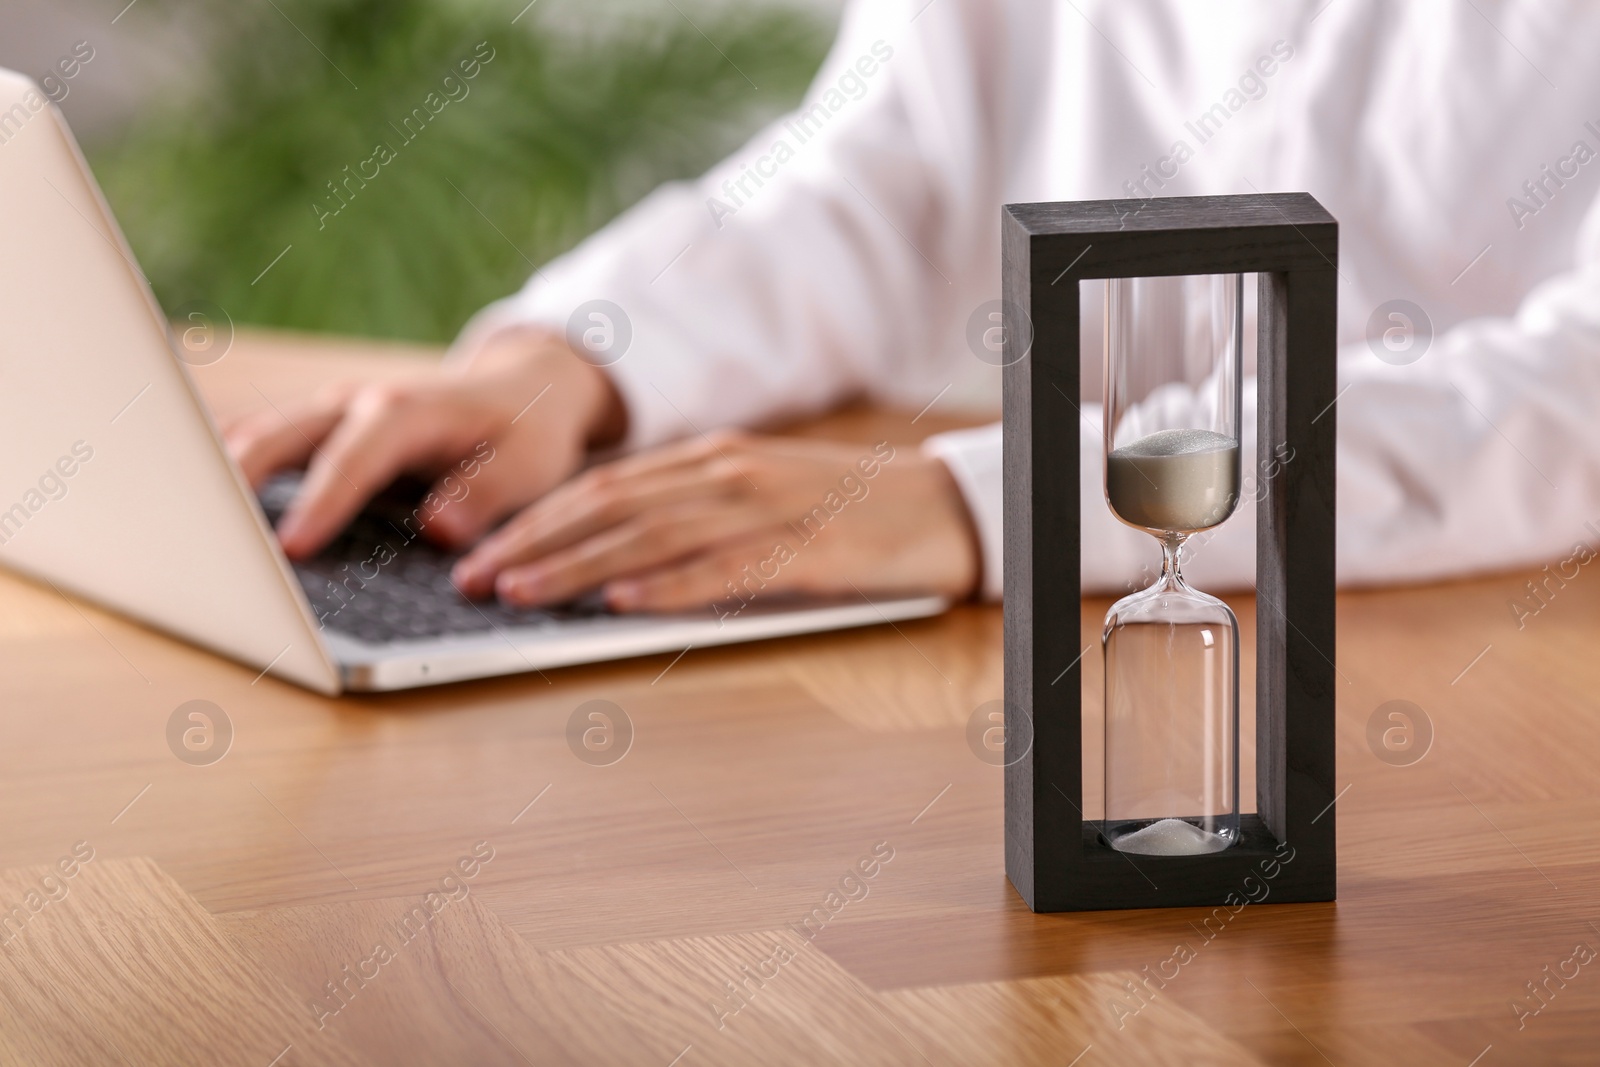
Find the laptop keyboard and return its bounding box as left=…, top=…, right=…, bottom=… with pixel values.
left=259, top=474, right=609, bottom=646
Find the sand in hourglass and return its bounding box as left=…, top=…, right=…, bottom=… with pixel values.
left=1106, top=428, right=1240, bottom=533
left=1103, top=617, right=1237, bottom=856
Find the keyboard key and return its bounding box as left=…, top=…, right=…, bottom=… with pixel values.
left=260, top=472, right=601, bottom=646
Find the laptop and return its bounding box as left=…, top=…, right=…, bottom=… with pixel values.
left=0, top=69, right=946, bottom=693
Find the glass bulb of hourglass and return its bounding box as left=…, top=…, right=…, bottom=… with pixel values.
left=1106, top=428, right=1240, bottom=533
left=1101, top=273, right=1243, bottom=857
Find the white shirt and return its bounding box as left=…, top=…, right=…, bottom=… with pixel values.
left=464, top=0, right=1600, bottom=599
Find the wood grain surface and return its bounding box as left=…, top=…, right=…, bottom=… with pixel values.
left=0, top=333, right=1595, bottom=1065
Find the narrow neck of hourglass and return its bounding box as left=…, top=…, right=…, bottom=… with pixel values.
left=1156, top=533, right=1190, bottom=591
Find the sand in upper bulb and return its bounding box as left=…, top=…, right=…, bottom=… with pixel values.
left=1106, top=428, right=1240, bottom=533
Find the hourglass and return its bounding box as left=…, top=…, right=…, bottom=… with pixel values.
left=1102, top=273, right=1242, bottom=856
left=999, top=192, right=1339, bottom=912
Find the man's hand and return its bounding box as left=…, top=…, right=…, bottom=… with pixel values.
left=449, top=431, right=981, bottom=613
left=225, top=328, right=624, bottom=560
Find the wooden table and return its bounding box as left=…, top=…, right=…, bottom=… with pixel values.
left=1, top=333, right=1597, bottom=1066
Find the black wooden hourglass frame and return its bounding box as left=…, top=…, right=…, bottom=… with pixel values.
left=1000, top=193, right=1338, bottom=911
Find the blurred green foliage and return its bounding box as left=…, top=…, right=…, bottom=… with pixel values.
left=88, top=0, right=830, bottom=342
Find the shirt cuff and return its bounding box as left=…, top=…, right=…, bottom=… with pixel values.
left=921, top=422, right=1003, bottom=601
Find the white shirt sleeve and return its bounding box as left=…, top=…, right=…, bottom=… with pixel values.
left=920, top=424, right=1004, bottom=599
left=1332, top=222, right=1600, bottom=587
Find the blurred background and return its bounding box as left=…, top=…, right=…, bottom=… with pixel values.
left=2, top=0, right=840, bottom=343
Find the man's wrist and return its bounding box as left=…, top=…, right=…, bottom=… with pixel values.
left=458, top=326, right=628, bottom=448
